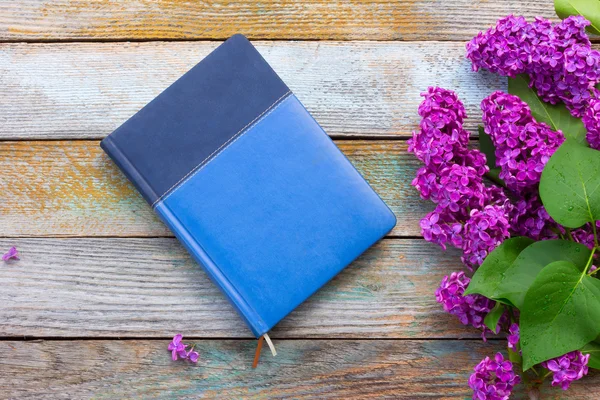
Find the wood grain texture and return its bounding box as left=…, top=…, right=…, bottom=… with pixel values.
left=0, top=0, right=555, bottom=41
left=0, top=41, right=506, bottom=140
left=0, top=140, right=430, bottom=237
left=0, top=237, right=475, bottom=338
left=0, top=339, right=596, bottom=399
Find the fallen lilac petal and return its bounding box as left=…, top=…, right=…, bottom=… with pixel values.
left=2, top=247, right=19, bottom=262
left=168, top=334, right=188, bottom=361
left=187, top=350, right=200, bottom=363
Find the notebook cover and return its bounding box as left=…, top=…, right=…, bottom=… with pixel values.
left=101, top=34, right=396, bottom=337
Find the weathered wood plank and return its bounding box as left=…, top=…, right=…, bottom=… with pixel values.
left=0, top=339, right=595, bottom=399
left=0, top=237, right=475, bottom=338
left=0, top=41, right=505, bottom=140
left=0, top=0, right=555, bottom=41
left=0, top=140, right=430, bottom=237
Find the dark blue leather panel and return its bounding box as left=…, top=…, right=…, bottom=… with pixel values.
left=156, top=95, right=396, bottom=337
left=101, top=34, right=289, bottom=205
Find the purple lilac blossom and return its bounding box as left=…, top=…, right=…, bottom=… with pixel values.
left=571, top=223, right=598, bottom=249
left=420, top=210, right=451, bottom=250
left=408, top=87, right=472, bottom=175
left=187, top=349, right=200, bottom=363
left=416, top=172, right=511, bottom=266
left=466, top=15, right=532, bottom=77
left=529, top=17, right=599, bottom=116
left=481, top=91, right=564, bottom=192
left=412, top=167, right=440, bottom=201
left=2, top=247, right=19, bottom=262
left=583, top=98, right=600, bottom=150
left=468, top=353, right=520, bottom=400
left=541, top=351, right=590, bottom=390
left=467, top=15, right=600, bottom=118
left=462, top=205, right=511, bottom=270
left=484, top=185, right=511, bottom=208
left=553, top=15, right=591, bottom=47
left=412, top=162, right=489, bottom=213
left=417, top=86, right=468, bottom=125
left=168, top=334, right=188, bottom=361
left=435, top=272, right=497, bottom=335
left=437, top=164, right=488, bottom=215
left=570, top=222, right=600, bottom=272
left=507, top=323, right=519, bottom=352
left=508, top=193, right=558, bottom=240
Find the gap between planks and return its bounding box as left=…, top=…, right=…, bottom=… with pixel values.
left=0, top=337, right=505, bottom=342
left=0, top=134, right=417, bottom=143
left=0, top=37, right=533, bottom=44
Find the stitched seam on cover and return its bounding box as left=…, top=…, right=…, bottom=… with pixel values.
left=152, top=91, right=292, bottom=208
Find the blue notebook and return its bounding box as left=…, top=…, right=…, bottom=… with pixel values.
left=101, top=34, right=396, bottom=338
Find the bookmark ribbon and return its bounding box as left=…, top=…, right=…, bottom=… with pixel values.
left=263, top=333, right=277, bottom=356
left=252, top=333, right=277, bottom=368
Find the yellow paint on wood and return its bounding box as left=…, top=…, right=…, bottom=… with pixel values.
left=0, top=0, right=556, bottom=41
left=0, top=140, right=428, bottom=237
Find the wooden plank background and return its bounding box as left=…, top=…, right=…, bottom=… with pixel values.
left=0, top=340, right=597, bottom=399
left=1, top=0, right=595, bottom=398
left=0, top=141, right=429, bottom=237
left=0, top=237, right=472, bottom=338
left=0, top=41, right=506, bottom=140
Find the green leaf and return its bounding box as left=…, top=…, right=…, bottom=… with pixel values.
left=484, top=302, right=505, bottom=332
left=478, top=126, right=497, bottom=169
left=555, top=0, right=600, bottom=35
left=508, top=74, right=587, bottom=145
left=520, top=261, right=600, bottom=370
left=581, top=341, right=600, bottom=370
left=465, top=237, right=534, bottom=304
left=467, top=239, right=592, bottom=310
left=539, top=140, right=600, bottom=228
left=496, top=240, right=592, bottom=309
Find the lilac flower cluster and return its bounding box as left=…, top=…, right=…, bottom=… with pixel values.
left=435, top=272, right=497, bottom=336
left=409, top=87, right=487, bottom=178
left=541, top=351, right=590, bottom=390
left=468, top=353, right=520, bottom=400
left=530, top=17, right=600, bottom=117
left=467, top=15, right=600, bottom=117
left=583, top=98, right=600, bottom=150
left=481, top=91, right=565, bottom=192
left=466, top=15, right=533, bottom=77
left=410, top=88, right=511, bottom=271
left=168, top=334, right=200, bottom=363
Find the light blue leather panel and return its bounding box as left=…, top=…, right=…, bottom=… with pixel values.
left=155, top=94, right=396, bottom=337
